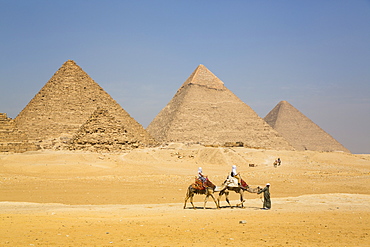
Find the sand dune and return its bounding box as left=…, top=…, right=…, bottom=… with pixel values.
left=1, top=146, right=369, bottom=246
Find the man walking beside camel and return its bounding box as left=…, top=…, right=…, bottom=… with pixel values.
left=258, top=183, right=271, bottom=210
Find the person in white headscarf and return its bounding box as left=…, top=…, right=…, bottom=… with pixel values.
left=231, top=165, right=238, bottom=177
left=225, top=165, right=241, bottom=187
left=198, top=167, right=206, bottom=183
left=198, top=167, right=207, bottom=187
left=258, top=183, right=271, bottom=209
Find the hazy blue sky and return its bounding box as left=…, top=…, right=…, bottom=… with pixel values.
left=1, top=1, right=369, bottom=153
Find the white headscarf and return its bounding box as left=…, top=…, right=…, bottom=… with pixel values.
left=232, top=165, right=237, bottom=175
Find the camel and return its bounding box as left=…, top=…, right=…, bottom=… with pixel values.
left=183, top=177, right=220, bottom=209
left=217, top=176, right=259, bottom=208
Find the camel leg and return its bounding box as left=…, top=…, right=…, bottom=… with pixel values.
left=224, top=191, right=233, bottom=208
left=236, top=190, right=245, bottom=208
left=184, top=188, right=191, bottom=209
left=190, top=195, right=196, bottom=209
left=184, top=189, right=196, bottom=209
left=217, top=191, right=224, bottom=208
left=209, top=193, right=218, bottom=209
left=184, top=195, right=189, bottom=209
left=203, top=194, right=209, bottom=209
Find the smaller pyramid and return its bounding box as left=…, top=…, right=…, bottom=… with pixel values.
left=66, top=108, right=143, bottom=152
left=264, top=101, right=350, bottom=152
left=0, top=113, right=39, bottom=152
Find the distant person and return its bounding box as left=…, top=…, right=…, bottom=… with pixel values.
left=274, top=158, right=281, bottom=167
left=258, top=183, right=271, bottom=210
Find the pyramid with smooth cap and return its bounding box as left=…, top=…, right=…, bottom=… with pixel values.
left=264, top=100, right=350, bottom=152
left=147, top=65, right=293, bottom=150
left=15, top=60, right=156, bottom=149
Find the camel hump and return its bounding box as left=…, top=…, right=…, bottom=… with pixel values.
left=225, top=177, right=239, bottom=187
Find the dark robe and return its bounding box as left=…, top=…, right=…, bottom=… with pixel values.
left=258, top=186, right=271, bottom=209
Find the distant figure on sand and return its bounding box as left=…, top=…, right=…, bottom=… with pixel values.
left=258, top=183, right=271, bottom=210
left=274, top=158, right=281, bottom=167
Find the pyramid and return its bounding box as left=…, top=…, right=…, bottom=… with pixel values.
left=66, top=108, right=143, bottom=152
left=264, top=100, right=350, bottom=152
left=147, top=65, right=293, bottom=150
left=15, top=60, right=156, bottom=148
left=0, top=113, right=39, bottom=152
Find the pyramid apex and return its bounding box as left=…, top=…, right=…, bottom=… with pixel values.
left=276, top=101, right=296, bottom=110
left=277, top=100, right=291, bottom=106
left=181, top=64, right=225, bottom=90
left=64, top=59, right=76, bottom=64
left=57, top=60, right=80, bottom=70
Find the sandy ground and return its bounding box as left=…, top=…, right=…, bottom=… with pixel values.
left=0, top=144, right=369, bottom=246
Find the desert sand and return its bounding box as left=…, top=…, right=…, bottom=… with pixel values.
left=1, top=144, right=369, bottom=246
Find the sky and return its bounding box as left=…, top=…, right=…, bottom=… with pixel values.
left=1, top=0, right=369, bottom=154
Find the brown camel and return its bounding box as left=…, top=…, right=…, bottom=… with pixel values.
left=217, top=177, right=259, bottom=208
left=183, top=177, right=220, bottom=209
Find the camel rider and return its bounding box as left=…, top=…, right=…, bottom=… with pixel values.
left=231, top=165, right=237, bottom=177
left=231, top=165, right=241, bottom=185
left=198, top=167, right=207, bottom=186
left=225, top=165, right=240, bottom=187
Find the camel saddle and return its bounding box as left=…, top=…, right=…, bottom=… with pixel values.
left=192, top=178, right=206, bottom=190
left=225, top=176, right=239, bottom=187
left=225, top=176, right=249, bottom=190
left=240, top=178, right=249, bottom=190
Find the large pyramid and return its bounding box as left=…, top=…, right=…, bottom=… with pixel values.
left=147, top=65, right=293, bottom=150
left=15, top=60, right=156, bottom=148
left=264, top=100, right=350, bottom=152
